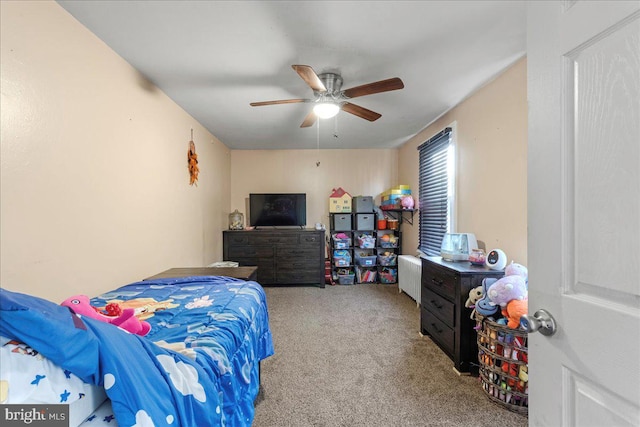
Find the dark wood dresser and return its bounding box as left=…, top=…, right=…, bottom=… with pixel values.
left=421, top=256, right=503, bottom=374
left=223, top=229, right=325, bottom=287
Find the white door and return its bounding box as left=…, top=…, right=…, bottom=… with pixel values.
left=527, top=1, right=639, bottom=426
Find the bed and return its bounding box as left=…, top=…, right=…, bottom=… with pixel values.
left=0, top=275, right=274, bottom=426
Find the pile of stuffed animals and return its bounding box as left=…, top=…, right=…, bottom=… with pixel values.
left=465, top=261, right=529, bottom=408
left=465, top=261, right=528, bottom=327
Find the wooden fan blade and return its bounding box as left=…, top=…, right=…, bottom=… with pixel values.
left=341, top=102, right=382, bottom=122
left=342, top=77, right=404, bottom=99
left=292, top=65, right=327, bottom=92
left=250, top=99, right=307, bottom=107
left=300, top=110, right=318, bottom=128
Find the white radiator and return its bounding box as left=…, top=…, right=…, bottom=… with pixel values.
left=398, top=255, right=422, bottom=306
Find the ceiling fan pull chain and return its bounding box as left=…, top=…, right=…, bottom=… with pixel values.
left=316, top=119, right=321, bottom=167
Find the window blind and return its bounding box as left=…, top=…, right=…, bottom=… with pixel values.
left=417, top=128, right=452, bottom=256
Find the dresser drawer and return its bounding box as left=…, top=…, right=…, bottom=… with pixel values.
left=422, top=287, right=455, bottom=327
left=299, top=233, right=323, bottom=245
left=422, top=263, right=457, bottom=300
left=277, top=258, right=321, bottom=271
left=277, top=269, right=320, bottom=284
left=225, top=233, right=250, bottom=245
left=227, top=246, right=274, bottom=258
left=276, top=247, right=320, bottom=259
left=248, top=233, right=298, bottom=245
left=421, top=306, right=454, bottom=356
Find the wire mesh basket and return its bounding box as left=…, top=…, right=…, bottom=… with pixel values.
left=476, top=317, right=529, bottom=415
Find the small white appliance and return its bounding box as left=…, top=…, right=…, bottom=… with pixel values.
left=485, top=248, right=507, bottom=270
left=440, top=233, right=478, bottom=261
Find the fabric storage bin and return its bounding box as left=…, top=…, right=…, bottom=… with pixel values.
left=476, top=318, right=529, bottom=415
left=330, top=214, right=352, bottom=231
left=354, top=251, right=376, bottom=266
left=353, top=196, right=374, bottom=213
left=377, top=253, right=397, bottom=266
left=379, top=267, right=397, bottom=283
left=355, top=213, right=375, bottom=230
left=333, top=250, right=352, bottom=267
left=356, top=233, right=375, bottom=249
left=332, top=233, right=351, bottom=249
left=355, top=266, right=377, bottom=283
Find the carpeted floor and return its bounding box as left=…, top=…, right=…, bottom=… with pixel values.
left=252, top=283, right=528, bottom=427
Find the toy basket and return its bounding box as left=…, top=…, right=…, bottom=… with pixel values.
left=378, top=267, right=397, bottom=284
left=332, top=233, right=351, bottom=249
left=476, top=318, right=529, bottom=416
left=377, top=253, right=397, bottom=266
left=333, top=250, right=351, bottom=267
left=356, top=233, right=376, bottom=249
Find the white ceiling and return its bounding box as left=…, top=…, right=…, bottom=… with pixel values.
left=57, top=1, right=526, bottom=150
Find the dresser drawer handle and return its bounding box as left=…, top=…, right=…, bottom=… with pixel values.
left=431, top=278, right=444, bottom=286
left=268, top=238, right=281, bottom=243
left=430, top=300, right=443, bottom=309
left=431, top=323, right=443, bottom=334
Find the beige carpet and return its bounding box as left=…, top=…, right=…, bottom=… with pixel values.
left=252, top=283, right=528, bottom=427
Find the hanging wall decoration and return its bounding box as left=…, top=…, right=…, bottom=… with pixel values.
left=188, top=129, right=199, bottom=186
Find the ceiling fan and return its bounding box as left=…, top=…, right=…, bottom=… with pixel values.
left=250, top=65, right=404, bottom=128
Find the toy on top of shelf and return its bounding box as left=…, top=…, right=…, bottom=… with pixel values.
left=329, top=187, right=352, bottom=213
left=400, top=195, right=414, bottom=209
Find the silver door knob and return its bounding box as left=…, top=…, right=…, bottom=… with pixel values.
left=520, top=309, right=557, bottom=336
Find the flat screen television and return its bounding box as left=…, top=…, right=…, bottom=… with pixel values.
left=249, top=193, right=307, bottom=227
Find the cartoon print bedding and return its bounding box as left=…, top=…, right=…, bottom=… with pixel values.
left=0, top=276, right=274, bottom=427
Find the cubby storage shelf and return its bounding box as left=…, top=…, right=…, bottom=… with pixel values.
left=329, top=211, right=401, bottom=284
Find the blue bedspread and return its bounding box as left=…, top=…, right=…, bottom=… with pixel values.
left=0, top=276, right=274, bottom=427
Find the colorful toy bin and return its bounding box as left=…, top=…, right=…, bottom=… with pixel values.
left=333, top=250, right=351, bottom=267
left=332, top=233, right=351, bottom=249
left=354, top=251, right=376, bottom=267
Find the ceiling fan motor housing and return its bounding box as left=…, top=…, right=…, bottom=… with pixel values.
left=317, top=73, right=343, bottom=96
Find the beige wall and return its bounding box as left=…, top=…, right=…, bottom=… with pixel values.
left=398, top=57, right=528, bottom=265
left=1, top=1, right=527, bottom=303
left=230, top=150, right=398, bottom=227
left=0, top=1, right=231, bottom=302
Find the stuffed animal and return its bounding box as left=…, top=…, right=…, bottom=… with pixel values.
left=400, top=196, right=415, bottom=209
left=487, top=275, right=528, bottom=308
left=465, top=286, right=484, bottom=320
left=504, top=261, right=528, bottom=284
left=465, top=286, right=483, bottom=308
left=502, top=299, right=528, bottom=329
left=61, top=295, right=151, bottom=336
left=475, top=277, right=500, bottom=317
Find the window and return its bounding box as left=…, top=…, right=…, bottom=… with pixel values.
left=417, top=126, right=455, bottom=256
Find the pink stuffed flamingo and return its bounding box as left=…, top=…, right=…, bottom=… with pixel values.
left=61, top=295, right=151, bottom=336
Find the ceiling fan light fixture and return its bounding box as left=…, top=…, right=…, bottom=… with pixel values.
left=313, top=102, right=340, bottom=119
